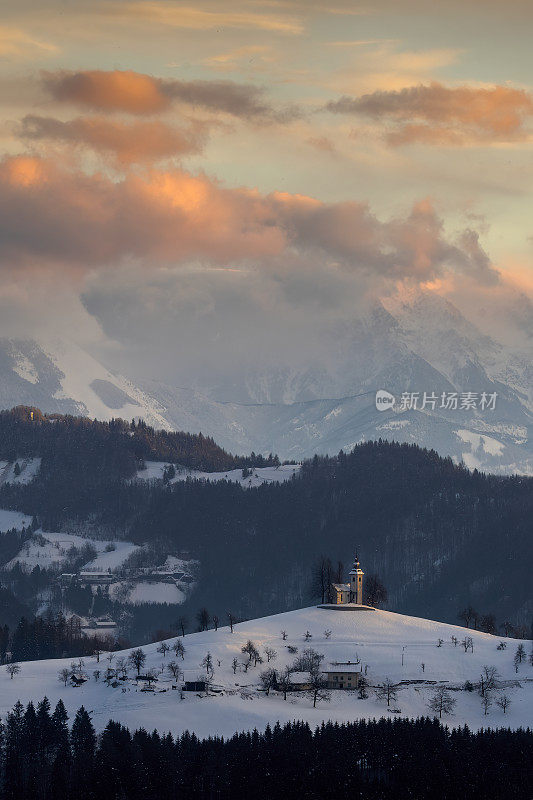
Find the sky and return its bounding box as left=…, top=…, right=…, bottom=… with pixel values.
left=0, top=0, right=532, bottom=386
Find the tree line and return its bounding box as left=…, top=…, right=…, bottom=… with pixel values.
left=0, top=699, right=531, bottom=799
left=0, top=614, right=122, bottom=664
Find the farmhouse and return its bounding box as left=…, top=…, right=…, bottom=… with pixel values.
left=323, top=665, right=361, bottom=689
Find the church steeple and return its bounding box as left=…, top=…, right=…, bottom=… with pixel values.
left=348, top=552, right=364, bottom=605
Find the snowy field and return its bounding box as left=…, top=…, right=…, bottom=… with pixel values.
left=109, top=580, right=186, bottom=605
left=135, top=461, right=300, bottom=488
left=0, top=508, right=33, bottom=532
left=0, top=458, right=41, bottom=486
left=5, top=530, right=139, bottom=573
left=1, top=606, right=531, bottom=738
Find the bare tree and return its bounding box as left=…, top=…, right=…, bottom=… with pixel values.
left=231, top=657, right=239, bottom=674
left=116, top=657, right=128, bottom=677
left=264, top=646, right=277, bottom=662
left=277, top=667, right=292, bottom=700
left=227, top=612, right=236, bottom=633
left=197, top=608, right=210, bottom=632
left=173, top=639, right=185, bottom=660
left=479, top=665, right=500, bottom=697
left=513, top=644, right=526, bottom=673
left=458, top=606, right=476, bottom=628
left=201, top=652, right=214, bottom=676
left=499, top=621, right=514, bottom=637
left=259, top=668, right=277, bottom=696
left=311, top=556, right=333, bottom=604
left=481, top=693, right=492, bottom=715
left=461, top=636, right=474, bottom=653
left=292, top=648, right=325, bottom=673
left=307, top=668, right=330, bottom=708
left=93, top=669, right=100, bottom=682
left=93, top=646, right=102, bottom=663
left=324, top=630, right=332, bottom=639
left=167, top=661, right=181, bottom=681
left=375, top=678, right=400, bottom=707
left=212, top=615, right=219, bottom=631
left=106, top=652, right=115, bottom=665
left=480, top=614, right=497, bottom=634
left=6, top=663, right=20, bottom=679
left=364, top=575, right=388, bottom=608
left=59, top=668, right=71, bottom=686
left=242, top=640, right=259, bottom=665
left=427, top=687, right=456, bottom=719
left=496, top=694, right=511, bottom=714
left=304, top=631, right=312, bottom=641
left=157, top=642, right=170, bottom=659
left=176, top=616, right=187, bottom=637
left=281, top=630, right=287, bottom=641
left=128, top=648, right=146, bottom=675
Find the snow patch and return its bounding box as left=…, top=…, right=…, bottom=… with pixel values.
left=135, top=462, right=301, bottom=488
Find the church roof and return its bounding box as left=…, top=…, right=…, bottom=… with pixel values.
left=332, top=583, right=350, bottom=592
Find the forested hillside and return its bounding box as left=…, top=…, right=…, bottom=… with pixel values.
left=0, top=406, right=260, bottom=475
left=0, top=409, right=531, bottom=634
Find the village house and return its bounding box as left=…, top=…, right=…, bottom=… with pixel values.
left=323, top=664, right=361, bottom=690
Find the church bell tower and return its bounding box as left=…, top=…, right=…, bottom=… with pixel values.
left=348, top=554, right=364, bottom=605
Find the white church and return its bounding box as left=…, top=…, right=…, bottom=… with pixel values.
left=332, top=554, right=364, bottom=605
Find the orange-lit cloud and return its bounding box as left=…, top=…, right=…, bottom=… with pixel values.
left=43, top=69, right=301, bottom=122
left=19, top=115, right=208, bottom=165
left=43, top=70, right=170, bottom=115
left=327, top=82, right=533, bottom=145
left=0, top=155, right=500, bottom=289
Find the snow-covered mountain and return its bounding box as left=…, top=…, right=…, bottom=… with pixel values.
left=142, top=293, right=532, bottom=474
left=0, top=291, right=531, bottom=474
left=0, top=336, right=170, bottom=429
left=1, top=605, right=531, bottom=737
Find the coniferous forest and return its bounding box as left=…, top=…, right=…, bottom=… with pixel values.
left=0, top=698, right=531, bottom=800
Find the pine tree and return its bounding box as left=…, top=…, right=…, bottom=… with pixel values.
left=70, top=706, right=96, bottom=799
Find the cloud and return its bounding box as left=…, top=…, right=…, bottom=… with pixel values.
left=100, top=2, right=304, bottom=35
left=0, top=25, right=58, bottom=59
left=43, top=69, right=301, bottom=122
left=18, top=115, right=208, bottom=165
left=43, top=70, right=170, bottom=115
left=326, top=82, right=533, bottom=145
left=0, top=155, right=500, bottom=290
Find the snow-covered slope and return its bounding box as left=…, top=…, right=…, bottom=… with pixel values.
left=5, top=529, right=139, bottom=573
left=0, top=337, right=170, bottom=429
left=135, top=462, right=300, bottom=487
left=0, top=508, right=32, bottom=531
left=2, top=606, right=531, bottom=738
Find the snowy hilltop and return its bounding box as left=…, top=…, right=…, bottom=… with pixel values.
left=2, top=606, right=531, bottom=739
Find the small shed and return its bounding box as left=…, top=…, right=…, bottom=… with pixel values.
left=286, top=671, right=313, bottom=691
left=182, top=670, right=208, bottom=692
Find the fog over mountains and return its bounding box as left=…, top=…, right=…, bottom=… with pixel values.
left=1, top=291, right=531, bottom=474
